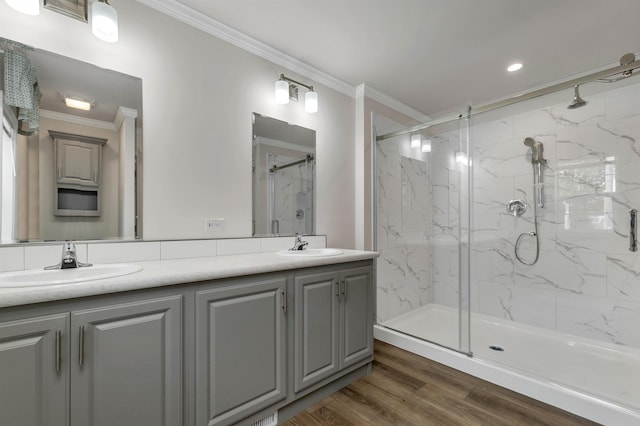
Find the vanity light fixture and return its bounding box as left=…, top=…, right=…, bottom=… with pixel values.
left=410, top=134, right=421, bottom=148
left=305, top=90, right=318, bottom=113
left=421, top=139, right=432, bottom=153
left=275, top=74, right=318, bottom=113
left=5, top=0, right=40, bottom=15
left=92, top=0, right=118, bottom=43
left=275, top=78, right=290, bottom=104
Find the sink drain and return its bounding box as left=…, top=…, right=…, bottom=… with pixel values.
left=489, top=345, right=504, bottom=352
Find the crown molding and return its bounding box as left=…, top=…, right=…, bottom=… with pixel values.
left=40, top=110, right=117, bottom=131
left=356, top=84, right=430, bottom=123
left=114, top=106, right=138, bottom=128
left=136, top=0, right=355, bottom=98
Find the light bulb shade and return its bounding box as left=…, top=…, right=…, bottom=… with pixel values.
left=5, top=0, right=40, bottom=15
left=421, top=139, right=432, bottom=153
left=305, top=90, right=318, bottom=113
left=92, top=1, right=118, bottom=43
left=275, top=80, right=289, bottom=104
left=410, top=134, right=421, bottom=148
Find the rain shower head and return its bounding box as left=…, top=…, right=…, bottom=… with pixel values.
left=568, top=85, right=587, bottom=109
left=524, top=137, right=536, bottom=147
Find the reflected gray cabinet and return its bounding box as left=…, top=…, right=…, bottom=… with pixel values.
left=0, top=313, right=69, bottom=426
left=293, top=266, right=373, bottom=393
left=195, top=277, right=287, bottom=426
left=52, top=132, right=106, bottom=187
left=51, top=131, right=107, bottom=217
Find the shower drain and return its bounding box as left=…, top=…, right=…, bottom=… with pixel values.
left=489, top=345, right=505, bottom=352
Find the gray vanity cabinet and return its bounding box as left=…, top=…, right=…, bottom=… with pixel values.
left=195, top=276, right=287, bottom=426
left=293, top=265, right=373, bottom=393
left=0, top=313, right=70, bottom=426
left=70, top=295, right=182, bottom=426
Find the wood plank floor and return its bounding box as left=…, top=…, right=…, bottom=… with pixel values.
left=282, top=340, right=600, bottom=426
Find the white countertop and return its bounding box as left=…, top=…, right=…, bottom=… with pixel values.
left=0, top=249, right=378, bottom=308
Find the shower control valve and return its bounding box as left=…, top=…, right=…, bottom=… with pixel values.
left=506, top=200, right=528, bottom=217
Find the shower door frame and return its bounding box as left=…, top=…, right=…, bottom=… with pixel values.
left=372, top=110, right=473, bottom=356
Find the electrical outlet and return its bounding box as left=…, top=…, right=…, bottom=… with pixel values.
left=205, top=218, right=225, bottom=231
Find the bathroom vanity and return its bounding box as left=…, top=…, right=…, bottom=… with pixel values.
left=0, top=250, right=377, bottom=426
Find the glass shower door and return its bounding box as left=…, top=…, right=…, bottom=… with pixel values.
left=375, top=114, right=471, bottom=354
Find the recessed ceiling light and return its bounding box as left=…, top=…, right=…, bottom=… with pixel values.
left=507, top=63, right=523, bottom=72
left=59, top=93, right=94, bottom=111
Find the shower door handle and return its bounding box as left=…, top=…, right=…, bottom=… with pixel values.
left=630, top=209, right=637, bottom=252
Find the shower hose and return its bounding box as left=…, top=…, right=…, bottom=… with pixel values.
left=514, top=164, right=541, bottom=265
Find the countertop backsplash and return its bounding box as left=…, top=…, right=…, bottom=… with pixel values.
left=0, top=235, right=328, bottom=273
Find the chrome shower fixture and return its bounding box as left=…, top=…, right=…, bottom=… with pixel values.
left=524, top=137, right=546, bottom=209
left=514, top=137, right=547, bottom=265
left=595, top=53, right=636, bottom=83
left=523, top=137, right=546, bottom=165
left=567, top=85, right=587, bottom=109
left=506, top=200, right=528, bottom=217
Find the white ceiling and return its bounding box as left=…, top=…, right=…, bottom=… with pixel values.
left=170, top=0, right=640, bottom=117
left=28, top=48, right=142, bottom=124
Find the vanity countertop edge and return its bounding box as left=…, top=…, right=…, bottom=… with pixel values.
left=0, top=249, right=379, bottom=308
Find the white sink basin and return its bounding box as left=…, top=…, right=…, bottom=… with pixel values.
left=0, top=264, right=143, bottom=288
left=276, top=248, right=343, bottom=257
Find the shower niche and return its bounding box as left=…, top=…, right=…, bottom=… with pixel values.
left=252, top=113, right=316, bottom=236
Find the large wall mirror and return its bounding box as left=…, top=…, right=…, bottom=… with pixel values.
left=252, top=113, right=315, bottom=236
left=0, top=38, right=142, bottom=244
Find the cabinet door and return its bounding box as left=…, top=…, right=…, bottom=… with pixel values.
left=195, top=277, right=287, bottom=426
left=340, top=267, right=374, bottom=369
left=56, top=139, right=101, bottom=187
left=70, top=295, right=182, bottom=426
left=0, top=313, right=69, bottom=426
left=293, top=271, right=340, bottom=393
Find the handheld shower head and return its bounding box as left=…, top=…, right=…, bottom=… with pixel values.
left=568, top=85, right=587, bottom=109
left=523, top=138, right=546, bottom=164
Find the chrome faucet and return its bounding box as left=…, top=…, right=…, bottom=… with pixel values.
left=44, top=241, right=92, bottom=270
left=289, top=233, right=309, bottom=251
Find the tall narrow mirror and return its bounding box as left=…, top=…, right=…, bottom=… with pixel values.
left=0, top=38, right=142, bottom=243
left=252, top=113, right=315, bottom=236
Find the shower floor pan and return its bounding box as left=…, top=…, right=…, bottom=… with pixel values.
left=378, top=304, right=640, bottom=425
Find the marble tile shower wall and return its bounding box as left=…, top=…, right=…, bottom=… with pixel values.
left=470, top=81, right=640, bottom=347
left=272, top=164, right=313, bottom=235
left=376, top=140, right=433, bottom=323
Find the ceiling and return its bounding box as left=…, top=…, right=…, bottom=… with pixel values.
left=27, top=48, right=142, bottom=124
left=171, top=0, right=640, bottom=117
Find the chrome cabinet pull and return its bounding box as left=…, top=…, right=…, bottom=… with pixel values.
left=55, top=330, right=62, bottom=373
left=79, top=326, right=85, bottom=367
left=335, top=280, right=341, bottom=300
left=281, top=289, right=287, bottom=314
left=341, top=280, right=347, bottom=301
left=630, top=209, right=638, bottom=252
